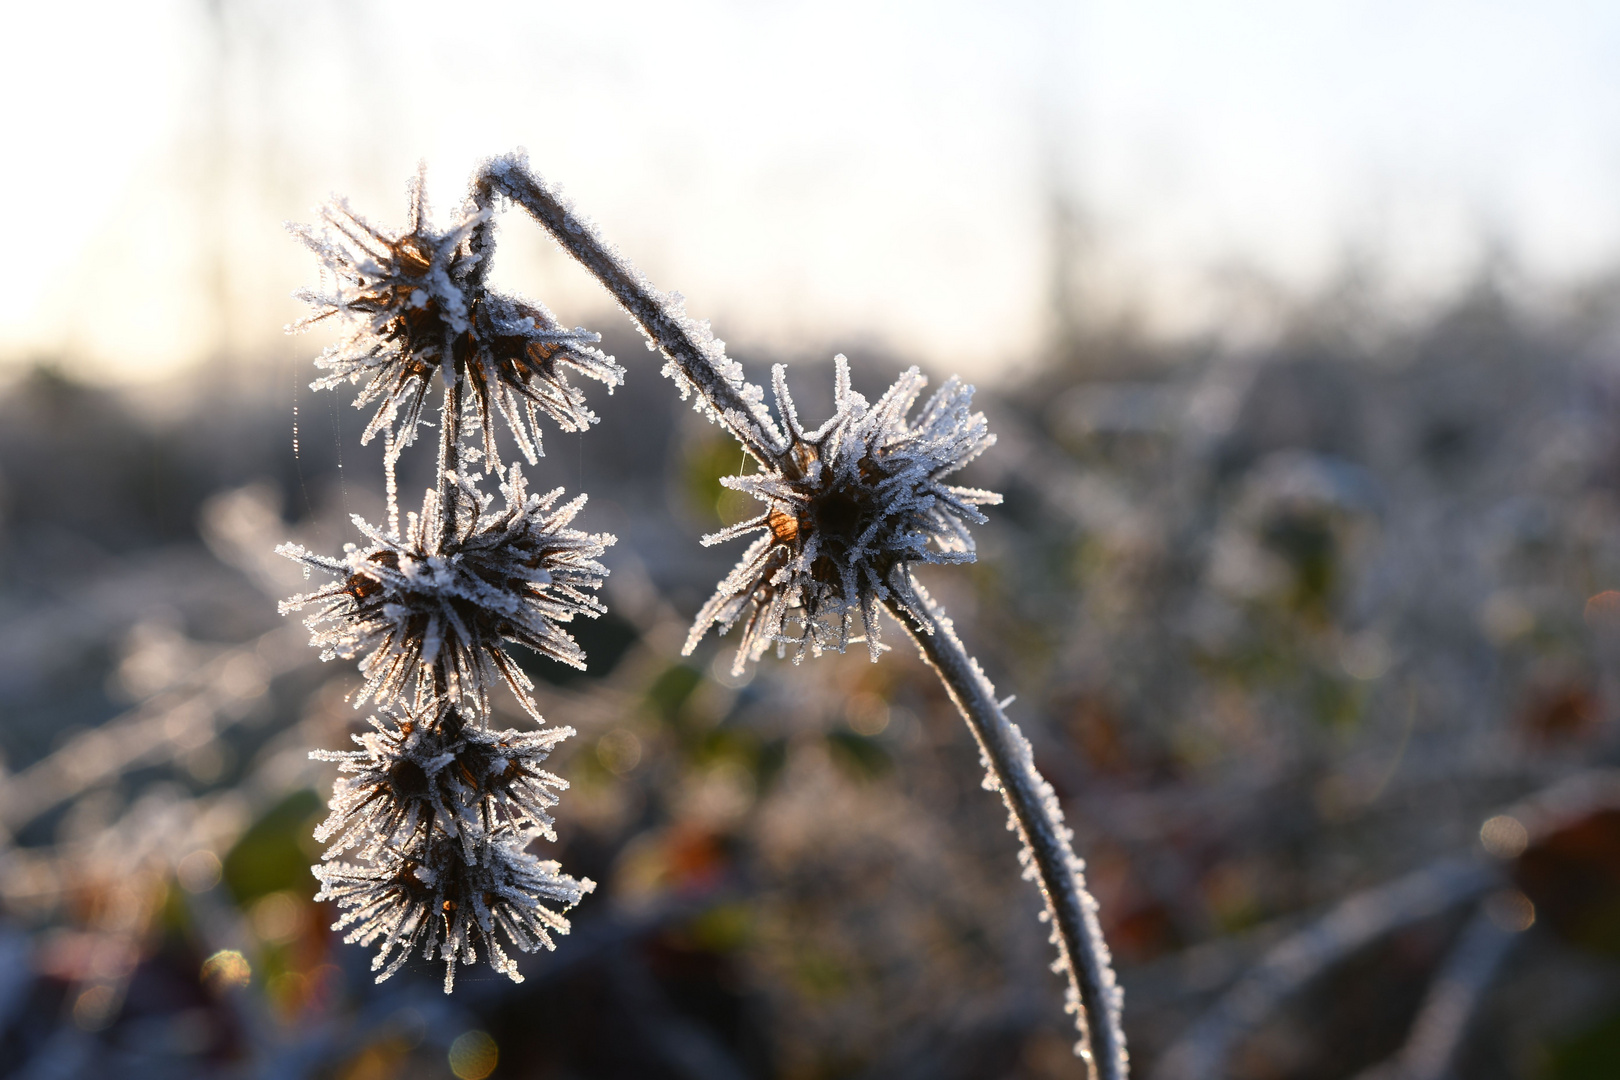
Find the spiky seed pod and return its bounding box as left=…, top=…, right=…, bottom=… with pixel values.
left=313, top=827, right=594, bottom=993
left=278, top=464, right=615, bottom=718
left=311, top=704, right=453, bottom=861
left=291, top=171, right=623, bottom=464
left=686, top=355, right=1001, bottom=675
left=312, top=698, right=574, bottom=862
left=458, top=290, right=624, bottom=468
left=436, top=711, right=576, bottom=839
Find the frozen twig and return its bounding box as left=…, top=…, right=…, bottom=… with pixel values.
left=0, top=623, right=307, bottom=835
left=471, top=152, right=785, bottom=462
left=1151, top=858, right=1497, bottom=1080
left=1351, top=904, right=1523, bottom=1080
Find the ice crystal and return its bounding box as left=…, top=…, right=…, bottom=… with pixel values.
left=312, top=697, right=573, bottom=862
left=686, top=355, right=1001, bottom=674
left=314, top=828, right=594, bottom=992
left=278, top=464, right=614, bottom=718
left=291, top=170, right=623, bottom=464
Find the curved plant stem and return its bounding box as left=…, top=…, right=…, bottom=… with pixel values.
left=888, top=580, right=1127, bottom=1080
left=435, top=375, right=461, bottom=546
left=475, top=150, right=1127, bottom=1078
left=471, top=154, right=780, bottom=462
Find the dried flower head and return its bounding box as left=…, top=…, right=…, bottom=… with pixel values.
left=291, top=170, right=623, bottom=463
left=687, top=355, right=1001, bottom=674
left=278, top=464, right=614, bottom=718
left=314, top=828, right=594, bottom=992
left=312, top=697, right=574, bottom=861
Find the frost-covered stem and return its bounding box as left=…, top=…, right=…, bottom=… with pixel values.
left=471, top=156, right=777, bottom=460
left=435, top=375, right=459, bottom=544
left=460, top=153, right=1110, bottom=1050
left=888, top=582, right=1127, bottom=1080
left=384, top=430, right=400, bottom=539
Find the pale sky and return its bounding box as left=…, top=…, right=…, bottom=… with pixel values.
left=3, top=0, right=1620, bottom=384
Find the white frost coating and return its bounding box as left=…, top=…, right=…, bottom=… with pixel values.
left=306, top=691, right=592, bottom=995
left=284, top=160, right=623, bottom=994
left=895, top=579, right=1129, bottom=1080
left=684, top=354, right=1002, bottom=675
left=311, top=696, right=574, bottom=863
left=290, top=167, right=623, bottom=467
left=278, top=463, right=614, bottom=721
left=314, top=824, right=595, bottom=993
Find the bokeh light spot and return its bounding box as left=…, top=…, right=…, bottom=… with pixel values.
left=176, top=849, right=222, bottom=893
left=250, top=890, right=303, bottom=945
left=1480, top=815, right=1529, bottom=860
left=200, top=949, right=252, bottom=993
left=847, top=693, right=891, bottom=736
left=72, top=985, right=117, bottom=1030
left=597, top=729, right=643, bottom=775
left=448, top=1030, right=499, bottom=1080
left=1484, top=889, right=1537, bottom=933
left=1584, top=590, right=1620, bottom=631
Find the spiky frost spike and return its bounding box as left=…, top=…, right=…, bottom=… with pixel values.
left=685, top=354, right=1002, bottom=674
left=278, top=464, right=615, bottom=719
left=313, top=828, right=594, bottom=992
left=290, top=169, right=623, bottom=465
left=311, top=697, right=574, bottom=863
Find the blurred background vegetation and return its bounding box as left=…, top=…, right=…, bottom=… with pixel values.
left=6, top=2, right=1620, bottom=1078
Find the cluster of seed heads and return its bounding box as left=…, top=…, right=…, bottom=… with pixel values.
left=284, top=174, right=615, bottom=991
left=283, top=167, right=1003, bottom=990
left=308, top=699, right=587, bottom=991
left=282, top=154, right=1122, bottom=1080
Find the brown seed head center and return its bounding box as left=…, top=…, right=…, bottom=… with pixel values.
left=767, top=507, right=800, bottom=543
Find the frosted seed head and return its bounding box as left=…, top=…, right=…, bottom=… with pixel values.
left=279, top=466, right=614, bottom=719
left=686, top=358, right=1001, bottom=673
left=313, top=826, right=594, bottom=991
left=291, top=173, right=621, bottom=463
left=311, top=697, right=575, bottom=861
